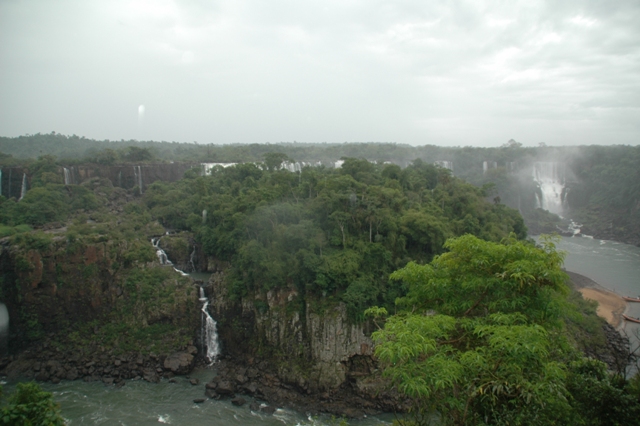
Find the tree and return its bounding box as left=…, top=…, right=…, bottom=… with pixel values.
left=367, top=234, right=572, bottom=425
left=0, top=382, right=65, bottom=425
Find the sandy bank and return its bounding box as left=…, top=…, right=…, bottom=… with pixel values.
left=567, top=271, right=627, bottom=328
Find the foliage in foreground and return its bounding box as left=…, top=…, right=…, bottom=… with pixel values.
left=368, top=234, right=640, bottom=426
left=0, top=382, right=65, bottom=426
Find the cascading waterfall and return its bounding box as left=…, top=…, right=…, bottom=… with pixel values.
left=199, top=287, right=220, bottom=363
left=532, top=162, right=566, bottom=216
left=202, top=209, right=207, bottom=224
left=152, top=236, right=188, bottom=276
left=19, top=173, right=27, bottom=200
left=150, top=237, right=221, bottom=362
left=133, top=166, right=143, bottom=193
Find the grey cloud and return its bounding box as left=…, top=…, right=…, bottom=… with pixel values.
left=1, top=0, right=639, bottom=146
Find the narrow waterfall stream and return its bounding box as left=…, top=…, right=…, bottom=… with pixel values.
left=151, top=235, right=220, bottom=362
left=199, top=287, right=220, bottom=363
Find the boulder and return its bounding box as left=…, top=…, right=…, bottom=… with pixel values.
left=163, top=352, right=194, bottom=375
left=231, top=397, right=246, bottom=406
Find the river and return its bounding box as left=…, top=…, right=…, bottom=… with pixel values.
left=2, top=367, right=393, bottom=425
left=536, top=235, right=640, bottom=351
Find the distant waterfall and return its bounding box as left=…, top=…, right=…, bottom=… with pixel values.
left=435, top=161, right=454, bottom=173
left=533, top=162, right=566, bottom=216
left=483, top=161, right=497, bottom=174
left=199, top=287, right=220, bottom=363
left=19, top=173, right=27, bottom=200
left=63, top=167, right=75, bottom=185
left=133, top=166, right=143, bottom=193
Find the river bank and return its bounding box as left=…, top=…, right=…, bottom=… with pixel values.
left=567, top=271, right=628, bottom=328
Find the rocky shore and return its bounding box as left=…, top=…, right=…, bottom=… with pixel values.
left=0, top=345, right=403, bottom=419
left=0, top=338, right=199, bottom=387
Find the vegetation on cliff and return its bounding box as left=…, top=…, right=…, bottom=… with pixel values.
left=367, top=235, right=640, bottom=425
left=142, top=157, right=525, bottom=320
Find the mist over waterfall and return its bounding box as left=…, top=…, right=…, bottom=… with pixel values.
left=533, top=162, right=566, bottom=216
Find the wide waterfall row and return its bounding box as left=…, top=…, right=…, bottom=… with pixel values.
left=201, top=163, right=238, bottom=175
left=532, top=162, right=566, bottom=216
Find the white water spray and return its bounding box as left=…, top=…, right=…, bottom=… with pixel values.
left=532, top=162, right=565, bottom=216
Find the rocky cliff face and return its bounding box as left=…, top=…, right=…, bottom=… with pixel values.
left=205, top=267, right=376, bottom=393
left=0, top=235, right=199, bottom=353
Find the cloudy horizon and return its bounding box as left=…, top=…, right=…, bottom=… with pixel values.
left=1, top=0, right=639, bottom=147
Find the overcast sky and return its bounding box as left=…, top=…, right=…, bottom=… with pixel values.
left=1, top=0, right=639, bottom=146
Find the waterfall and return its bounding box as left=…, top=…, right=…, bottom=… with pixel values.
left=19, top=173, right=27, bottom=200
left=435, top=161, right=454, bottom=173
left=63, top=167, right=71, bottom=185
left=201, top=163, right=237, bottom=175
left=152, top=237, right=189, bottom=276
left=133, top=166, right=143, bottom=193
left=189, top=246, right=196, bottom=272
left=532, top=162, right=566, bottom=216
left=202, top=209, right=207, bottom=224
left=118, top=171, right=122, bottom=188
left=483, top=161, right=497, bottom=174
left=199, top=288, right=220, bottom=363
left=7, top=169, right=11, bottom=198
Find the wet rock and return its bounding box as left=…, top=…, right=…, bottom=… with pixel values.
left=205, top=389, right=219, bottom=399
left=103, top=377, right=114, bottom=385
left=216, top=380, right=235, bottom=396
left=260, top=405, right=277, bottom=415
left=190, top=378, right=199, bottom=385
left=143, top=368, right=160, bottom=383
left=250, top=402, right=260, bottom=411
left=231, top=397, right=246, bottom=406
left=163, top=352, right=194, bottom=375
left=193, top=398, right=205, bottom=404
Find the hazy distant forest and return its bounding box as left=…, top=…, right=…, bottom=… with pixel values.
left=1, top=132, right=639, bottom=243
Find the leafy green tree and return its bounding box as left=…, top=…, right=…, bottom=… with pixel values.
left=0, top=382, right=65, bottom=425
left=367, top=234, right=571, bottom=425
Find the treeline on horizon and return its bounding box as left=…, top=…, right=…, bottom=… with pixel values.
left=1, top=132, right=639, bottom=243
